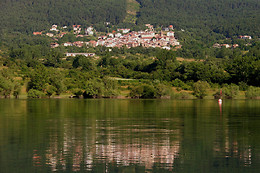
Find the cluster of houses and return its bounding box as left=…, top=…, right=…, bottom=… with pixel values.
left=33, top=24, right=67, bottom=38
left=238, top=35, right=252, bottom=39
left=212, top=35, right=253, bottom=49
left=34, top=24, right=181, bottom=50
left=213, top=43, right=239, bottom=49
left=61, top=29, right=180, bottom=50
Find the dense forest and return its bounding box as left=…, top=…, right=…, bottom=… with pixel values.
left=0, top=0, right=259, bottom=37
left=0, top=0, right=127, bottom=33
left=136, top=0, right=260, bottom=37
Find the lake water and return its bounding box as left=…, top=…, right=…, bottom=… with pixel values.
left=0, top=99, right=259, bottom=172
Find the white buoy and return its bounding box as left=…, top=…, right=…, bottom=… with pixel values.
left=218, top=99, right=222, bottom=103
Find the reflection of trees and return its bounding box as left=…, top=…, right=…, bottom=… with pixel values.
left=0, top=100, right=27, bottom=145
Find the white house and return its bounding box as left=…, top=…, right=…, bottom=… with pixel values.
left=239, top=35, right=252, bottom=39
left=167, top=31, right=175, bottom=37
left=117, top=28, right=131, bottom=34
left=85, top=26, right=94, bottom=35
left=115, top=33, right=122, bottom=38
left=46, top=33, right=54, bottom=37
left=65, top=53, right=95, bottom=57
left=50, top=25, right=58, bottom=31
left=63, top=42, right=73, bottom=47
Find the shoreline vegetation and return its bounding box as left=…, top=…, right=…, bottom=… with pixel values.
left=0, top=80, right=259, bottom=100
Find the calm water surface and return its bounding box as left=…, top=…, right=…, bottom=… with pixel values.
left=0, top=99, right=259, bottom=172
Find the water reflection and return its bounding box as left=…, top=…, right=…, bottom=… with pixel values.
left=0, top=99, right=260, bottom=172
left=42, top=117, right=181, bottom=172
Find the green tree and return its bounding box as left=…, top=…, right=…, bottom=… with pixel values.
left=102, top=77, right=119, bottom=97
left=193, top=80, right=210, bottom=99
left=83, top=79, right=104, bottom=98
left=27, top=65, right=49, bottom=92
left=13, top=82, right=22, bottom=99
left=222, top=84, right=239, bottom=99
left=0, top=74, right=14, bottom=98
left=49, top=70, right=67, bottom=96
left=46, top=85, right=57, bottom=98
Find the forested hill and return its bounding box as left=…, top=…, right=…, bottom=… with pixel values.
left=136, top=0, right=260, bottom=37
left=0, top=0, right=259, bottom=37
left=0, top=0, right=127, bottom=33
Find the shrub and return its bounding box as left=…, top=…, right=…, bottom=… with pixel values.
left=245, top=86, right=260, bottom=99
left=130, top=85, right=143, bottom=98
left=83, top=80, right=104, bottom=98
left=213, top=90, right=222, bottom=99
left=130, top=84, right=156, bottom=98
left=172, top=92, right=193, bottom=99
left=172, top=78, right=191, bottom=90
left=72, top=88, right=84, bottom=98
left=27, top=89, right=45, bottom=98
left=141, top=84, right=156, bottom=98
left=193, top=81, right=210, bottom=99
left=13, top=82, right=22, bottom=98
left=154, top=83, right=172, bottom=98
left=222, top=84, right=239, bottom=99
left=46, top=85, right=57, bottom=97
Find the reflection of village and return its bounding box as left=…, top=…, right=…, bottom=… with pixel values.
left=32, top=118, right=253, bottom=172
left=33, top=119, right=181, bottom=172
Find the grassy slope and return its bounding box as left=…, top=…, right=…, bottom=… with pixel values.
left=123, top=0, right=140, bottom=24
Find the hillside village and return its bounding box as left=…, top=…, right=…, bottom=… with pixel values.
left=33, top=23, right=254, bottom=55
left=33, top=24, right=181, bottom=51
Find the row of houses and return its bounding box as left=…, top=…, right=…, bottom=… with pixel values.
left=213, top=43, right=239, bottom=48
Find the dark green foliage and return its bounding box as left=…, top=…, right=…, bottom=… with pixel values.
left=130, top=84, right=156, bottom=98
left=136, top=0, right=259, bottom=38
left=141, top=84, right=156, bottom=98
left=72, top=55, right=94, bottom=71
left=226, top=55, right=260, bottom=86
left=44, top=50, right=63, bottom=67
left=0, top=0, right=127, bottom=33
